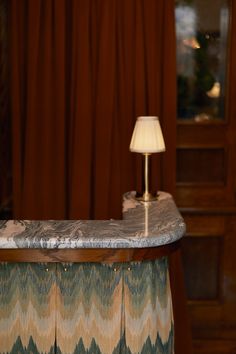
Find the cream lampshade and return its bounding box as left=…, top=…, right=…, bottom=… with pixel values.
left=129, top=116, right=166, bottom=201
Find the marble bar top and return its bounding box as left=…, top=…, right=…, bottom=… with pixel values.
left=0, top=192, right=186, bottom=249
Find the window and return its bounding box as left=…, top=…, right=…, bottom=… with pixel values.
left=175, top=0, right=229, bottom=122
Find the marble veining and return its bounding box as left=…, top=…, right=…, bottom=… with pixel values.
left=0, top=192, right=186, bottom=249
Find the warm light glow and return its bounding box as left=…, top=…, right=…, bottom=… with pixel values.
left=182, top=37, right=200, bottom=49
left=207, top=81, right=221, bottom=98
left=129, top=116, right=165, bottom=153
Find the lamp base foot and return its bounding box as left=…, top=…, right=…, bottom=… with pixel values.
left=135, top=192, right=159, bottom=202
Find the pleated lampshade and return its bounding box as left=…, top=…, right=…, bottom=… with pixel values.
left=129, top=116, right=166, bottom=153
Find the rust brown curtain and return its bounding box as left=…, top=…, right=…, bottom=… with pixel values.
left=0, top=0, right=11, bottom=214
left=10, top=0, right=177, bottom=219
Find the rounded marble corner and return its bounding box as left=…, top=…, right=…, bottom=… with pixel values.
left=0, top=192, right=186, bottom=249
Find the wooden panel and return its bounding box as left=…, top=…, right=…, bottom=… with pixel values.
left=180, top=213, right=236, bottom=353
left=193, top=339, right=236, bottom=354
left=177, top=124, right=227, bottom=146
left=177, top=148, right=226, bottom=184
left=169, top=247, right=194, bottom=354
left=177, top=185, right=232, bottom=207
left=193, top=326, right=236, bottom=340
left=189, top=304, right=222, bottom=329
left=0, top=241, right=180, bottom=263
left=175, top=2, right=236, bottom=353
left=183, top=215, right=225, bottom=236
left=222, top=215, right=236, bottom=327
left=182, top=236, right=221, bottom=300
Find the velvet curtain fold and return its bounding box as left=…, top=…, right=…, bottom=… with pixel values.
left=10, top=0, right=177, bottom=219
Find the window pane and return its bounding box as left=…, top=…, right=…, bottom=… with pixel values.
left=175, top=0, right=229, bottom=121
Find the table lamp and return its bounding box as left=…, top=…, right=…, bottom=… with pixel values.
left=129, top=116, right=166, bottom=202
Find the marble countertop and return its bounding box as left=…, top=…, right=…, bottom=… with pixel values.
left=0, top=192, right=185, bottom=249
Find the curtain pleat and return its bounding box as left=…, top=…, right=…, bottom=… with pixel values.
left=11, top=0, right=67, bottom=218
left=10, top=0, right=177, bottom=219
left=68, top=0, right=93, bottom=219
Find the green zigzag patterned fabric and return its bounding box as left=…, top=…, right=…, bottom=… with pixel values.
left=0, top=258, right=174, bottom=354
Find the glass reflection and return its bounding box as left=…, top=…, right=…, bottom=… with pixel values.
left=144, top=202, right=149, bottom=236
left=175, top=0, right=229, bottom=121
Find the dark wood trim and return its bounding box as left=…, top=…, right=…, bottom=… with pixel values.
left=177, top=119, right=227, bottom=126
left=0, top=241, right=180, bottom=263
left=176, top=144, right=227, bottom=149
left=169, top=247, right=194, bottom=354
left=179, top=207, right=236, bottom=215
left=176, top=182, right=226, bottom=187
left=184, top=232, right=224, bottom=238
left=193, top=339, right=236, bottom=354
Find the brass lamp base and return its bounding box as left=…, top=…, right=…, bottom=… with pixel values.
left=134, top=153, right=160, bottom=202
left=135, top=192, right=159, bottom=202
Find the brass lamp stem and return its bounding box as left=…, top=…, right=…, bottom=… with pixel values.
left=143, top=153, right=150, bottom=202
